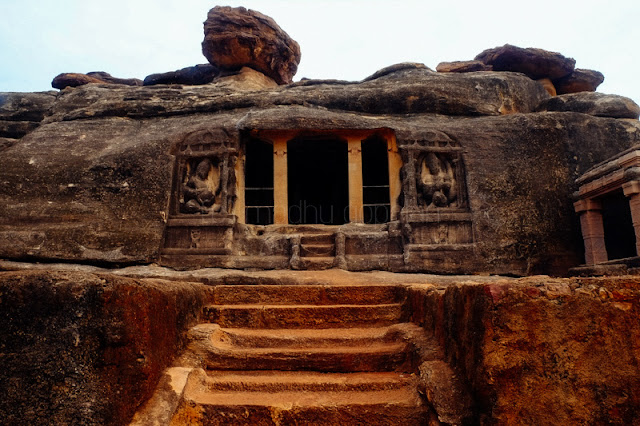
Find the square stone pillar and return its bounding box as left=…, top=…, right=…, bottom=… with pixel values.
left=273, top=137, right=288, bottom=225
left=574, top=199, right=607, bottom=265
left=347, top=138, right=364, bottom=223
left=233, top=152, right=245, bottom=223
left=623, top=180, right=640, bottom=256
left=387, top=134, right=403, bottom=221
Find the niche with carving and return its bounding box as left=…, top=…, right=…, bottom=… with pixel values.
left=161, top=129, right=239, bottom=265
left=399, top=132, right=473, bottom=252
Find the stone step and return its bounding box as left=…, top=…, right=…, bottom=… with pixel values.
left=299, top=232, right=335, bottom=245
left=202, top=303, right=406, bottom=328
left=300, top=243, right=335, bottom=258
left=211, top=325, right=407, bottom=348
left=202, top=370, right=418, bottom=392
left=175, top=387, right=427, bottom=425
left=174, top=369, right=427, bottom=425
left=201, top=340, right=411, bottom=372
left=210, top=284, right=404, bottom=306
left=301, top=256, right=336, bottom=270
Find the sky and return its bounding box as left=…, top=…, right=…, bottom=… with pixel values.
left=1, top=0, right=639, bottom=105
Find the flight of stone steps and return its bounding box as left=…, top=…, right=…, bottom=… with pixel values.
left=132, top=283, right=469, bottom=425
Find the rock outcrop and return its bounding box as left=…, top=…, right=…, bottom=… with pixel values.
left=475, top=44, right=576, bottom=80
left=538, top=92, right=640, bottom=119
left=201, top=6, right=301, bottom=85
left=410, top=276, right=640, bottom=424
left=52, top=72, right=142, bottom=89
left=0, top=91, right=56, bottom=139
left=143, top=64, right=219, bottom=86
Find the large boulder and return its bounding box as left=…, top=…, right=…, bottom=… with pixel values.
left=538, top=92, right=640, bottom=119
left=201, top=6, right=301, bottom=85
left=143, top=64, right=219, bottom=86
left=475, top=44, right=575, bottom=80
left=554, top=68, right=605, bottom=94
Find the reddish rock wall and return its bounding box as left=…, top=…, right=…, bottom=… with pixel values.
left=0, top=271, right=209, bottom=425
left=408, top=277, right=640, bottom=424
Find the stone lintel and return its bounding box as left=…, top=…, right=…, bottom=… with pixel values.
left=251, top=128, right=394, bottom=143
left=574, top=198, right=602, bottom=213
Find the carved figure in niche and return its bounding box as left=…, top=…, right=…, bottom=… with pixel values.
left=181, top=158, right=221, bottom=214
left=418, top=152, right=458, bottom=208
left=189, top=229, right=202, bottom=248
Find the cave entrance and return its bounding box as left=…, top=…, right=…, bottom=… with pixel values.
left=601, top=189, right=637, bottom=260
left=287, top=138, right=349, bottom=225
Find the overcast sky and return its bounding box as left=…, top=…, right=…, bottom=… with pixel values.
left=1, top=0, right=639, bottom=105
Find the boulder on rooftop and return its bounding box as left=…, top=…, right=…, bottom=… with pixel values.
left=52, top=72, right=142, bottom=89
left=537, top=92, right=640, bottom=119
left=86, top=72, right=142, bottom=86
left=475, top=44, right=575, bottom=80
left=553, top=68, right=605, bottom=94
left=201, top=6, right=301, bottom=85
left=143, top=64, right=220, bottom=86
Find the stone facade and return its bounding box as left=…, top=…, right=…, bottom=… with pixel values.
left=574, top=146, right=640, bottom=269
left=2, top=66, right=640, bottom=275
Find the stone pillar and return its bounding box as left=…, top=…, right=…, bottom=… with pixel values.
left=347, top=137, right=364, bottom=223
left=233, top=153, right=245, bottom=222
left=623, top=180, right=640, bottom=256
left=574, top=199, right=607, bottom=265
left=387, top=134, right=403, bottom=221
left=273, top=137, right=288, bottom=225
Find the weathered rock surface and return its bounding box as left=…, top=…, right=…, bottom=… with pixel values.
left=0, top=137, right=18, bottom=151
left=0, top=270, right=208, bottom=426
left=475, top=44, right=576, bottom=80
left=0, top=91, right=56, bottom=138
left=52, top=72, right=142, bottom=89
left=538, top=92, right=640, bottom=119
left=202, top=6, right=301, bottom=85
left=436, top=60, right=492, bottom=73
left=41, top=69, right=549, bottom=123
left=0, top=91, right=56, bottom=122
left=409, top=276, right=640, bottom=424
left=143, top=64, right=219, bottom=86
left=554, top=68, right=605, bottom=94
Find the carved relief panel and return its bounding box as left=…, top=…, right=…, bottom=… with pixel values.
left=399, top=132, right=473, bottom=249
left=170, top=129, right=238, bottom=216
left=161, top=129, right=239, bottom=265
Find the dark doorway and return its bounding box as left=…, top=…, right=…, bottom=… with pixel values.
left=245, top=138, right=274, bottom=225
left=362, top=135, right=390, bottom=224
left=288, top=138, right=348, bottom=225
left=601, top=190, right=637, bottom=260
